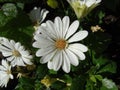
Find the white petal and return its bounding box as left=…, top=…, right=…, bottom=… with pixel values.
left=47, top=61, right=53, bottom=69
left=96, top=0, right=101, bottom=4
left=40, top=50, right=57, bottom=63
left=68, top=30, right=88, bottom=43
left=62, top=16, right=70, bottom=38
left=15, top=42, right=21, bottom=50
left=65, top=20, right=79, bottom=39
left=54, top=17, right=62, bottom=38
left=20, top=50, right=29, bottom=56
left=2, top=52, right=12, bottom=57
left=68, top=47, right=86, bottom=60
left=16, top=58, right=25, bottom=66
left=1, top=60, right=9, bottom=69
left=0, top=45, right=11, bottom=52
left=10, top=59, right=16, bottom=67
left=36, top=46, right=55, bottom=57
left=46, top=20, right=59, bottom=39
left=69, top=43, right=88, bottom=52
left=65, top=49, right=79, bottom=66
left=7, top=56, right=15, bottom=62
left=33, top=36, right=53, bottom=48
left=10, top=40, right=16, bottom=46
left=40, top=9, right=49, bottom=23
left=62, top=51, right=71, bottom=73
left=86, top=0, right=96, bottom=7
left=2, top=39, right=14, bottom=49
left=52, top=51, right=62, bottom=71
left=9, top=74, right=13, bottom=79
left=0, top=66, right=6, bottom=71
left=22, top=57, right=33, bottom=65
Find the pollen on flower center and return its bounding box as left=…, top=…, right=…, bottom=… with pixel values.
left=7, top=70, right=11, bottom=74
left=12, top=50, right=21, bottom=57
left=55, top=39, right=67, bottom=50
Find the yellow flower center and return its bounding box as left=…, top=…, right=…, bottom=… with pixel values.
left=7, top=70, right=11, bottom=74
left=55, top=39, right=67, bottom=50
left=12, top=50, right=21, bottom=57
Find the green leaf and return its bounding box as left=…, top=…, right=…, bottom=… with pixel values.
left=91, top=51, right=117, bottom=74
left=100, top=78, right=118, bottom=90
left=36, top=65, right=48, bottom=79
left=2, top=3, right=18, bottom=17
left=17, top=3, right=24, bottom=10
left=95, top=75, right=103, bottom=81
left=49, top=69, right=57, bottom=74
left=90, top=75, right=97, bottom=83
left=97, top=61, right=117, bottom=74
left=47, top=0, right=58, bottom=9
left=71, top=76, right=86, bottom=90
left=15, top=77, right=35, bottom=90
left=86, top=32, right=111, bottom=55
left=0, top=11, right=8, bottom=27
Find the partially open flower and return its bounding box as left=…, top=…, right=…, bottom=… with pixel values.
left=67, top=0, right=101, bottom=19
left=29, top=7, right=49, bottom=30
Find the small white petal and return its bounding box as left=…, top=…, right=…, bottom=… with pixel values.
left=40, top=9, right=49, bottom=23
left=69, top=43, right=88, bottom=52
left=47, top=61, right=53, bottom=69
left=86, top=0, right=96, bottom=7
left=33, top=34, right=53, bottom=48
left=52, top=51, right=62, bottom=71
left=2, top=39, right=14, bottom=49
left=15, top=42, right=21, bottom=50
left=16, top=58, right=25, bottom=66
left=62, top=16, right=70, bottom=37
left=9, top=74, right=14, bottom=79
left=65, top=20, right=79, bottom=39
left=54, top=17, right=62, bottom=38
left=36, top=46, right=55, bottom=57
left=22, top=57, right=33, bottom=65
left=40, top=50, right=57, bottom=63
left=46, top=20, right=59, bottom=39
left=68, top=31, right=88, bottom=43
left=2, top=52, right=12, bottom=57
left=62, top=51, right=70, bottom=73
left=68, top=47, right=86, bottom=60
left=65, top=49, right=79, bottom=66
left=7, top=56, right=15, bottom=62
left=96, top=0, right=101, bottom=4
left=2, top=60, right=9, bottom=69
left=0, top=45, right=11, bottom=52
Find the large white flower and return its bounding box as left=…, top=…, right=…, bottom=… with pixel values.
left=0, top=38, right=33, bottom=67
left=0, top=60, right=13, bottom=87
left=67, top=0, right=101, bottom=19
left=33, top=16, right=88, bottom=73
left=29, top=7, right=49, bottom=30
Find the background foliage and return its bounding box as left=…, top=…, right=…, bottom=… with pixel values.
left=0, top=0, right=120, bottom=90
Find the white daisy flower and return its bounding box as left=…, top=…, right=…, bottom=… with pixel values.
left=0, top=38, right=33, bottom=67
left=0, top=60, right=13, bottom=87
left=67, top=0, right=101, bottom=19
left=29, top=7, right=49, bottom=30
left=33, top=16, right=88, bottom=73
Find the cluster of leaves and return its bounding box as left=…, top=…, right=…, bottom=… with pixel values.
left=0, top=0, right=119, bottom=90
